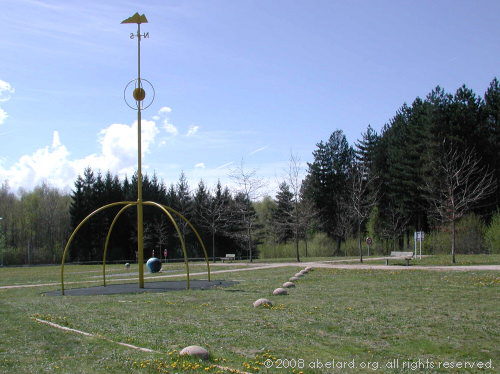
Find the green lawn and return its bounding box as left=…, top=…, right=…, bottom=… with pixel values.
left=0, top=258, right=498, bottom=373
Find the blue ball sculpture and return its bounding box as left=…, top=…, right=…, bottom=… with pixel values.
left=146, top=257, right=162, bottom=273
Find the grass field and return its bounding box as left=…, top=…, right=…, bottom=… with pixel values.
left=0, top=256, right=498, bottom=373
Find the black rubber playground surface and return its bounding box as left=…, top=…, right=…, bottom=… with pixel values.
left=45, top=280, right=238, bottom=296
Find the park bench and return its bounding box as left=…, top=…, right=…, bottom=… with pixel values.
left=384, top=251, right=414, bottom=266
left=221, top=254, right=236, bottom=263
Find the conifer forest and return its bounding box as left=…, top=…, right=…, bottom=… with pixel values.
left=2, top=79, right=500, bottom=264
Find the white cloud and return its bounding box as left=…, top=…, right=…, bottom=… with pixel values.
left=156, top=106, right=178, bottom=137
left=186, top=125, right=199, bottom=137
left=82, top=119, right=159, bottom=173
left=52, top=131, right=61, bottom=148
left=163, top=120, right=179, bottom=137
left=0, top=131, right=73, bottom=191
left=195, top=162, right=205, bottom=169
left=158, top=106, right=172, bottom=115
left=215, top=161, right=234, bottom=170
left=0, top=80, right=14, bottom=102
left=0, top=79, right=14, bottom=125
left=0, top=120, right=160, bottom=191
left=0, top=108, right=7, bottom=125
left=248, top=144, right=271, bottom=156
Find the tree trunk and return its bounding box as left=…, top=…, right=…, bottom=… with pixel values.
left=451, top=218, right=456, bottom=264
left=295, top=227, right=300, bottom=262
left=358, top=222, right=362, bottom=263
left=247, top=221, right=253, bottom=262
left=212, top=232, right=216, bottom=262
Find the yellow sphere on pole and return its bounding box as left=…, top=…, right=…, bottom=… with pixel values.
left=133, top=87, right=146, bottom=101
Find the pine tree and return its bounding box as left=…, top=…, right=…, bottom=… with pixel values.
left=273, top=182, right=294, bottom=243
left=191, top=180, right=210, bottom=257
left=164, top=183, right=181, bottom=258
left=355, top=124, right=378, bottom=174
left=69, top=175, right=85, bottom=261
left=306, top=129, right=353, bottom=252
left=376, top=100, right=433, bottom=247
left=449, top=85, right=485, bottom=151
left=484, top=78, right=500, bottom=207
left=176, top=172, right=193, bottom=249
left=75, top=167, right=97, bottom=261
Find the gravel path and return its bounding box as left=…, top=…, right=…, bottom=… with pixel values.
left=210, top=259, right=500, bottom=272
left=1, top=259, right=498, bottom=291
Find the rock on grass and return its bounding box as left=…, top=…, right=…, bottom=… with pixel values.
left=253, top=298, right=273, bottom=308
left=179, top=345, right=209, bottom=360
left=273, top=288, right=288, bottom=295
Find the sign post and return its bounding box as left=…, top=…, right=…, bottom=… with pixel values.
left=414, top=231, right=424, bottom=259
left=366, top=237, right=372, bottom=257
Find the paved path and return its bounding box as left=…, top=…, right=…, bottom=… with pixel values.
left=210, top=260, right=500, bottom=272
left=285, top=261, right=500, bottom=272
left=1, top=260, right=498, bottom=291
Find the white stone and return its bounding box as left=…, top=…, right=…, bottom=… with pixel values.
left=179, top=345, right=209, bottom=360
left=273, top=287, right=288, bottom=295
left=283, top=282, right=295, bottom=288
left=289, top=276, right=299, bottom=282
left=294, top=273, right=303, bottom=277
left=305, top=267, right=313, bottom=271
left=253, top=298, right=272, bottom=308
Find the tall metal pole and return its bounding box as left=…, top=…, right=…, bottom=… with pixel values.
left=122, top=12, right=148, bottom=288
left=136, top=21, right=144, bottom=288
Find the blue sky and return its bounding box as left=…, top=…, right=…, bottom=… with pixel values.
left=1, top=0, right=499, bottom=196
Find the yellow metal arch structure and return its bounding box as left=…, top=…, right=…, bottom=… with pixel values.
left=101, top=202, right=192, bottom=288
left=102, top=204, right=135, bottom=287
left=158, top=203, right=211, bottom=281
left=61, top=201, right=210, bottom=295
left=61, top=201, right=135, bottom=295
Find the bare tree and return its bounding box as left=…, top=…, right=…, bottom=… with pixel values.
left=346, top=161, right=379, bottom=262
left=274, top=152, right=317, bottom=262
left=296, top=191, right=317, bottom=258
left=425, top=142, right=495, bottom=263
left=380, top=199, right=411, bottom=253
left=333, top=196, right=354, bottom=256
left=229, top=159, right=266, bottom=262
left=150, top=215, right=169, bottom=261
left=282, top=152, right=305, bottom=262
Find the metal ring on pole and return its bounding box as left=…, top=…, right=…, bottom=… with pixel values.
left=124, top=78, right=155, bottom=110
